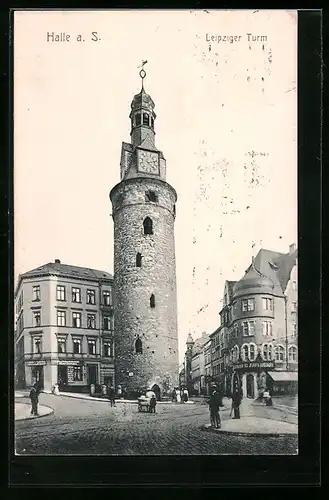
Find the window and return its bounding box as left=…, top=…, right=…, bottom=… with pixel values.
left=233, top=345, right=239, bottom=362
left=73, top=366, right=83, bottom=381
left=151, top=116, right=154, bottom=128
left=262, top=297, right=273, bottom=311
left=88, top=339, right=96, bottom=355
left=72, top=287, right=81, bottom=303
left=241, top=344, right=249, bottom=361
left=145, top=190, right=158, bottom=203
left=150, top=294, right=155, bottom=308
left=103, top=290, right=111, bottom=306
left=57, top=337, right=66, bottom=354
left=249, top=343, right=256, bottom=361
left=234, top=323, right=238, bottom=338
left=291, top=302, right=297, bottom=312
left=57, top=310, right=66, bottom=327
left=262, top=343, right=274, bottom=361
left=143, top=217, right=153, bottom=235
left=262, top=321, right=273, bottom=336
left=242, top=298, right=255, bottom=312
left=275, top=345, right=285, bottom=362
left=32, top=286, right=40, bottom=301
left=173, top=204, right=176, bottom=216
left=103, top=340, right=112, bottom=357
left=136, top=253, right=142, bottom=267
left=103, top=315, right=111, bottom=331
left=57, top=285, right=66, bottom=301
left=87, top=289, right=96, bottom=305
left=135, top=337, right=143, bottom=354
left=292, top=323, right=297, bottom=337
left=33, top=337, right=42, bottom=354
left=33, top=311, right=41, bottom=327
left=135, top=113, right=141, bottom=126
left=73, top=338, right=81, bottom=354
left=72, top=312, right=81, bottom=328
left=242, top=321, right=255, bottom=336
left=288, top=346, right=298, bottom=362
left=87, top=314, right=96, bottom=329
left=143, top=112, right=149, bottom=126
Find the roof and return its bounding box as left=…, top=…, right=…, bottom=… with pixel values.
left=267, top=371, right=298, bottom=382
left=227, top=280, right=237, bottom=298
left=192, top=333, right=210, bottom=356
left=253, top=248, right=297, bottom=295
left=233, top=260, right=275, bottom=297
left=17, top=262, right=113, bottom=289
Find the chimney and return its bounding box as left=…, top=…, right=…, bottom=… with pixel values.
left=289, top=244, right=296, bottom=255
left=55, top=259, right=61, bottom=264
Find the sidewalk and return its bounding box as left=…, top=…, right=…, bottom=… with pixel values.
left=15, top=402, right=54, bottom=421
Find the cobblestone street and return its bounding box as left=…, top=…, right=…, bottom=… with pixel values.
left=15, top=394, right=298, bottom=455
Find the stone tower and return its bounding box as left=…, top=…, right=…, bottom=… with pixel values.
left=110, top=69, right=179, bottom=398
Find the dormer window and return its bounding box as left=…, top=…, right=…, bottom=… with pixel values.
left=143, top=113, right=150, bottom=126
left=135, top=113, right=141, bottom=126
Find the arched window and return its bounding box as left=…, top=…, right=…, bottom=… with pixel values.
left=150, top=294, right=155, bottom=308
left=233, top=345, right=239, bottom=362
left=275, top=345, right=285, bottom=362
left=151, top=116, right=154, bottom=128
left=135, top=337, right=142, bottom=354
left=262, top=343, right=274, bottom=361
left=143, top=217, right=153, bottom=235
left=135, top=113, right=141, bottom=126
left=241, top=344, right=249, bottom=361
left=143, top=113, right=149, bottom=126
left=288, top=345, right=298, bottom=362
left=136, top=253, right=142, bottom=267
left=249, top=343, right=256, bottom=361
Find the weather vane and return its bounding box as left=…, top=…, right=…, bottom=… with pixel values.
left=138, top=60, right=148, bottom=89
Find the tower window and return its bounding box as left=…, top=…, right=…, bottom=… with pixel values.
left=143, top=217, right=153, bottom=235
left=151, top=116, right=154, bottom=128
left=145, top=190, right=158, bottom=203
left=135, top=113, right=141, bottom=126
left=135, top=337, right=143, bottom=354
left=150, top=294, right=155, bottom=308
left=136, top=253, right=142, bottom=267
left=143, top=113, right=149, bottom=126
left=173, top=204, right=176, bottom=216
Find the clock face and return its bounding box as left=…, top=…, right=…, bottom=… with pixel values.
left=138, top=150, right=159, bottom=174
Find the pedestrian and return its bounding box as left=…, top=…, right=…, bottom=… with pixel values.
left=171, top=388, right=177, bottom=402
left=208, top=386, right=223, bottom=429
left=183, top=388, right=189, bottom=403
left=231, top=385, right=243, bottom=419
left=149, top=395, right=157, bottom=413
left=117, top=385, right=122, bottom=399
left=108, top=385, right=116, bottom=407
left=176, top=388, right=181, bottom=403
left=29, top=383, right=39, bottom=416
left=263, top=388, right=270, bottom=406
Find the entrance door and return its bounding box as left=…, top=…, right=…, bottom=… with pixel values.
left=246, top=374, right=255, bottom=398
left=58, top=365, right=68, bottom=389
left=152, top=384, right=161, bottom=401
left=32, top=367, right=44, bottom=390
left=87, top=365, right=97, bottom=385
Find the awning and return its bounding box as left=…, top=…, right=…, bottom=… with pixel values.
left=267, top=371, right=298, bottom=382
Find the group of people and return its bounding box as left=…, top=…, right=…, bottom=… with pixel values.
left=208, top=384, right=243, bottom=429
left=171, top=387, right=189, bottom=403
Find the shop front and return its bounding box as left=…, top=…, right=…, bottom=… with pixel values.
left=267, top=370, right=298, bottom=396
left=25, top=360, right=46, bottom=389
left=57, top=360, right=87, bottom=393
left=232, top=359, right=276, bottom=399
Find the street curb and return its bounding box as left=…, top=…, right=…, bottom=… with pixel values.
left=251, top=402, right=298, bottom=416
left=201, top=424, right=298, bottom=438
left=15, top=404, right=54, bottom=422
left=52, top=393, right=195, bottom=404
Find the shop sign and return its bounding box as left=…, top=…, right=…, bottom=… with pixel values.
left=26, top=360, right=47, bottom=366
left=58, top=360, right=82, bottom=366
left=234, top=361, right=275, bottom=370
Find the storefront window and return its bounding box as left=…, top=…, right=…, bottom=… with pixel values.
left=73, top=366, right=83, bottom=381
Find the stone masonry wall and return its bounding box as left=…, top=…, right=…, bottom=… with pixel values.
left=111, top=178, right=179, bottom=395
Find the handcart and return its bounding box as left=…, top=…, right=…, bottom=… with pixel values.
left=138, top=396, right=150, bottom=413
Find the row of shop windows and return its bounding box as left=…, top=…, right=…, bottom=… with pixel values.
left=230, top=343, right=298, bottom=362
left=32, top=285, right=112, bottom=305
left=31, top=335, right=113, bottom=357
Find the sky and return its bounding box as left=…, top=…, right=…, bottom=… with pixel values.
left=14, top=10, right=297, bottom=363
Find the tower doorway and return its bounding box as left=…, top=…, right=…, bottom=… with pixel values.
left=152, top=384, right=161, bottom=401
left=246, top=373, right=255, bottom=398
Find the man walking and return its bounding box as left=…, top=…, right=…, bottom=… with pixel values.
left=108, top=386, right=116, bottom=407
left=208, top=386, right=223, bottom=429
left=29, top=383, right=39, bottom=416
left=231, top=385, right=243, bottom=419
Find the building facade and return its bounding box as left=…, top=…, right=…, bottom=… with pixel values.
left=110, top=72, right=179, bottom=399
left=14, top=260, right=114, bottom=393
left=210, top=244, right=298, bottom=398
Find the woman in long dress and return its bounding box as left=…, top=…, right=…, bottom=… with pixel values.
left=176, top=388, right=181, bottom=403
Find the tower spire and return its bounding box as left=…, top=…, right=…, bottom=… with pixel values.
left=138, top=60, right=148, bottom=91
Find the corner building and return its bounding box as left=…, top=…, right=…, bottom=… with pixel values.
left=110, top=73, right=179, bottom=398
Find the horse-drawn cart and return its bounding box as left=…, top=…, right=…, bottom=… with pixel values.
left=138, top=396, right=150, bottom=412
